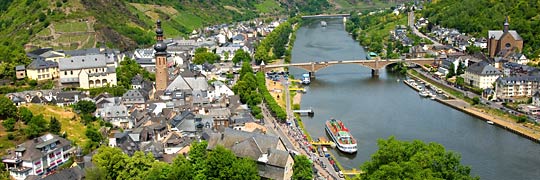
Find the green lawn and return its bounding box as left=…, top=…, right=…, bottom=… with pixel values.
left=255, top=0, right=284, bottom=13
left=36, top=28, right=51, bottom=36
left=26, top=104, right=89, bottom=146
left=55, top=22, right=88, bottom=32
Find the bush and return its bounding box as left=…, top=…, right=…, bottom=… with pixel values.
left=7, top=133, right=15, bottom=140
left=517, top=115, right=527, bottom=123
left=471, top=97, right=480, bottom=105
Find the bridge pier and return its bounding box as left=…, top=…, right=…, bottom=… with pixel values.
left=309, top=72, right=315, bottom=79
left=371, top=69, right=379, bottom=77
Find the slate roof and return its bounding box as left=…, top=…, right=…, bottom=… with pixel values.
left=64, top=48, right=102, bottom=57
left=488, top=30, right=523, bottom=41
left=497, top=75, right=540, bottom=86
left=206, top=128, right=281, bottom=155
left=466, top=61, right=501, bottom=75
left=3, top=134, right=71, bottom=162
left=15, top=65, right=26, bottom=71
left=42, top=166, right=85, bottom=180
left=27, top=59, right=58, bottom=70
left=59, top=54, right=108, bottom=71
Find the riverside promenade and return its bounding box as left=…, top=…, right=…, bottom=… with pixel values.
left=409, top=70, right=540, bottom=142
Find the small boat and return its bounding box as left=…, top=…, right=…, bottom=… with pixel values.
left=436, top=88, right=443, bottom=94
left=321, top=21, right=327, bottom=27
left=487, top=121, right=494, bottom=125
left=419, top=90, right=430, bottom=97
left=430, top=93, right=436, bottom=100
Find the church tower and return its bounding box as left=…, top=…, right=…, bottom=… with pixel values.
left=154, top=20, right=168, bottom=92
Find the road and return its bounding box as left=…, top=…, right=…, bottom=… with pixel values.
left=408, top=11, right=442, bottom=46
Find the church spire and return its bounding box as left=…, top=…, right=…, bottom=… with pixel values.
left=503, top=16, right=509, bottom=33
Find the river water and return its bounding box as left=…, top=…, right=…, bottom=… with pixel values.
left=290, top=18, right=540, bottom=180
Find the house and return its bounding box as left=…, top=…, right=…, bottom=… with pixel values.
left=210, top=81, right=234, bottom=99
left=232, top=34, right=246, bottom=45
left=122, top=89, right=148, bottom=109
left=96, top=103, right=133, bottom=129
left=38, top=50, right=65, bottom=62
left=26, top=58, right=58, bottom=81
left=162, top=131, right=192, bottom=154
left=15, top=65, right=26, bottom=79
left=215, top=46, right=249, bottom=61
left=41, top=166, right=85, bottom=180
left=55, top=91, right=87, bottom=107
left=495, top=75, right=540, bottom=99
left=487, top=17, right=524, bottom=58
left=533, top=91, right=540, bottom=107
left=108, top=131, right=139, bottom=156
left=59, top=54, right=117, bottom=89
left=463, top=61, right=501, bottom=89
left=2, top=134, right=73, bottom=180
left=131, top=74, right=155, bottom=99
left=205, top=128, right=294, bottom=180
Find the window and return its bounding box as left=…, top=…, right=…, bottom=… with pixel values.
left=505, top=43, right=511, bottom=48
left=70, top=71, right=73, bottom=75
left=64, top=71, right=67, bottom=75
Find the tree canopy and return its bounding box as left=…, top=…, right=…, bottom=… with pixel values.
left=89, top=140, right=259, bottom=180
left=74, top=100, right=97, bottom=115
left=357, top=136, right=478, bottom=180
left=292, top=155, right=313, bottom=180
left=116, top=57, right=155, bottom=90
left=232, top=49, right=251, bottom=65
left=193, top=47, right=220, bottom=65
left=0, top=96, right=17, bottom=119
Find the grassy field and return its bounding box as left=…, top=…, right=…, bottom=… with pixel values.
left=36, top=28, right=51, bottom=36
left=55, top=22, right=88, bottom=32
left=255, top=0, right=284, bottom=14
left=26, top=104, right=89, bottom=146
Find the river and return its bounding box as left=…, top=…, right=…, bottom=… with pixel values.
left=289, top=18, right=540, bottom=180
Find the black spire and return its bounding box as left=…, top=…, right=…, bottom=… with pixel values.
left=156, top=19, right=163, bottom=36
left=503, top=16, right=509, bottom=33
left=154, top=20, right=167, bottom=53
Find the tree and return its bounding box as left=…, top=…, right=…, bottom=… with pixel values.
left=2, top=117, right=16, bottom=132
left=74, top=100, right=97, bottom=114
left=49, top=116, right=61, bottom=135
left=471, top=97, right=480, bottom=105
left=359, top=136, right=478, bottom=180
left=231, top=157, right=259, bottom=180
left=292, top=155, right=313, bottom=180
left=456, top=76, right=465, bottom=87
left=18, top=106, right=33, bottom=124
left=92, top=146, right=129, bottom=180
left=117, top=151, right=156, bottom=180
left=189, top=141, right=208, bottom=180
left=206, top=146, right=237, bottom=179
left=168, top=155, right=194, bottom=180
left=193, top=48, right=220, bottom=65
left=446, top=64, right=456, bottom=78
left=232, top=49, right=251, bottom=65
left=25, top=114, right=48, bottom=139
left=456, top=61, right=466, bottom=75
left=0, top=96, right=17, bottom=119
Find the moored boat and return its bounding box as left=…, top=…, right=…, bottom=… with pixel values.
left=325, top=118, right=357, bottom=153
left=419, top=90, right=430, bottom=97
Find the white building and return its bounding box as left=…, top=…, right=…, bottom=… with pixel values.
left=2, top=134, right=72, bottom=180
left=495, top=75, right=540, bottom=99
left=59, top=54, right=117, bottom=89
left=463, top=61, right=501, bottom=89
left=215, top=46, right=249, bottom=61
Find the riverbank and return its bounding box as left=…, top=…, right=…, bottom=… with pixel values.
left=407, top=69, right=540, bottom=142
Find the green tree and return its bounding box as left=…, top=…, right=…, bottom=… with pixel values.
left=456, top=61, right=466, bottom=75
left=85, top=167, right=105, bottom=180
left=92, top=146, right=129, bottom=180
left=116, top=57, right=154, bottom=89
left=206, top=146, right=237, bottom=179
left=117, top=151, right=156, bottom=180
left=446, top=64, right=456, bottom=78
left=25, top=114, right=48, bottom=139
left=232, top=49, right=251, bottom=65
left=456, top=76, right=465, bottom=87
left=49, top=116, right=61, bottom=135
left=18, top=106, right=33, bottom=124
left=359, top=136, right=478, bottom=180
left=2, top=117, right=16, bottom=132
left=189, top=140, right=208, bottom=180
left=0, top=96, right=17, bottom=119
left=145, top=161, right=171, bottom=180
left=74, top=100, right=97, bottom=114
left=471, top=97, right=480, bottom=105
left=292, top=155, right=312, bottom=180
left=231, top=157, right=260, bottom=180
left=168, top=155, right=194, bottom=180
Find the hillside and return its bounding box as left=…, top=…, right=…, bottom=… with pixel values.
left=0, top=0, right=331, bottom=80
left=420, top=0, right=540, bottom=59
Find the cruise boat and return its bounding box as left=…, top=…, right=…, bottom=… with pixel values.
left=325, top=118, right=357, bottom=153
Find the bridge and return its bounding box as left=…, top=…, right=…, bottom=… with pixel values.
left=301, top=14, right=351, bottom=18
left=254, top=58, right=440, bottom=78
